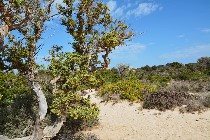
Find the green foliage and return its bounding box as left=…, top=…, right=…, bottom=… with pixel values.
left=58, top=0, right=134, bottom=68
left=166, top=62, right=183, bottom=69
left=0, top=71, right=36, bottom=138
left=176, top=70, right=209, bottom=81
left=132, top=57, right=210, bottom=83
left=98, top=80, right=157, bottom=102
left=147, top=75, right=171, bottom=87
left=1, top=35, right=29, bottom=73
left=1, top=0, right=210, bottom=138
left=50, top=90, right=99, bottom=121
left=116, top=64, right=130, bottom=78
left=49, top=48, right=100, bottom=91
left=0, top=71, right=31, bottom=106
left=94, top=68, right=120, bottom=84
left=197, top=57, right=210, bottom=70
left=48, top=48, right=99, bottom=122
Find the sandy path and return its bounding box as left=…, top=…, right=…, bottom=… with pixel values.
left=83, top=90, right=210, bottom=140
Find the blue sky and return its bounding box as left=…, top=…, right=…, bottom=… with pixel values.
left=38, top=0, right=210, bottom=68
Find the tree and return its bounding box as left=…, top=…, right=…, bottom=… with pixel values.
left=1, top=0, right=56, bottom=139
left=197, top=57, right=210, bottom=70
left=116, top=64, right=130, bottom=78
left=0, top=0, right=32, bottom=70
left=185, top=63, right=198, bottom=71
left=58, top=0, right=134, bottom=69
left=166, top=62, right=183, bottom=69
left=0, top=0, right=134, bottom=139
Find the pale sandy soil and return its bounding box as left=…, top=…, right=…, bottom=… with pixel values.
left=82, top=90, right=210, bottom=140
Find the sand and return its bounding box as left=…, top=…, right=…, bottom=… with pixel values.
left=82, top=90, right=210, bottom=140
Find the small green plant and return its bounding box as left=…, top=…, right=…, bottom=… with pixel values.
left=98, top=79, right=157, bottom=102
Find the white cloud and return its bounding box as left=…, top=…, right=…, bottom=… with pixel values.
left=201, top=28, right=210, bottom=33
left=177, top=34, right=185, bottom=38
left=127, top=3, right=161, bottom=17
left=107, top=0, right=126, bottom=17
left=127, top=3, right=132, bottom=8
left=111, top=43, right=146, bottom=60
left=115, top=42, right=145, bottom=53
left=106, top=1, right=162, bottom=19
left=109, top=42, right=146, bottom=67
left=161, top=44, right=210, bottom=59
left=113, top=7, right=125, bottom=16
left=107, top=0, right=117, bottom=12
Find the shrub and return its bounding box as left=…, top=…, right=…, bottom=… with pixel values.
left=175, top=70, right=209, bottom=81
left=98, top=80, right=157, bottom=102
left=202, top=94, right=210, bottom=108
left=0, top=71, right=36, bottom=138
left=143, top=90, right=208, bottom=113
left=143, top=91, right=191, bottom=111
left=147, top=75, right=171, bottom=87
left=94, top=69, right=120, bottom=84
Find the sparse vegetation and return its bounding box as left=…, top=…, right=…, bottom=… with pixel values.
left=97, top=57, right=210, bottom=113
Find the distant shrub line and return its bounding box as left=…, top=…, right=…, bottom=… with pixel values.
left=96, top=57, right=210, bottom=112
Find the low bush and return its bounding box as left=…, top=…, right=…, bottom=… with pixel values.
left=98, top=80, right=157, bottom=102
left=143, top=90, right=208, bottom=113
left=143, top=91, right=193, bottom=111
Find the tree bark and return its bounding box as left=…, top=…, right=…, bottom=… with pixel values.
left=32, top=81, right=48, bottom=121
left=0, top=23, right=9, bottom=51
left=28, top=80, right=48, bottom=140
left=42, top=117, right=66, bottom=139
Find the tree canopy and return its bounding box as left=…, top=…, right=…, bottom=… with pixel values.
left=58, top=0, right=134, bottom=69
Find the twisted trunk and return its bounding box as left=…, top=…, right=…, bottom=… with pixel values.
left=29, top=81, right=48, bottom=140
